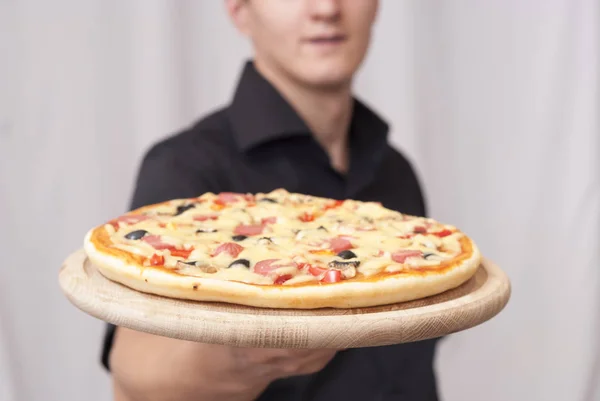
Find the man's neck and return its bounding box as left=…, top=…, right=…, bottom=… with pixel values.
left=254, top=59, right=354, bottom=174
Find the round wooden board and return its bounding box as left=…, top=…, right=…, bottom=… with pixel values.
left=59, top=249, right=510, bottom=349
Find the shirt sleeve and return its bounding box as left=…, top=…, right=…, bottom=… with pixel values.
left=100, top=141, right=217, bottom=371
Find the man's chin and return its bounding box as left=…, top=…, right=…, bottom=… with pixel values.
left=297, top=71, right=355, bottom=92
left=295, top=59, right=363, bottom=90
left=258, top=56, right=360, bottom=92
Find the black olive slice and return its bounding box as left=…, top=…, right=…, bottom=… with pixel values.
left=258, top=237, right=273, bottom=244
left=336, top=250, right=357, bottom=260
left=259, top=198, right=278, bottom=203
left=232, top=235, right=248, bottom=241
left=174, top=204, right=195, bottom=216
left=228, top=259, right=250, bottom=268
left=124, top=230, right=148, bottom=240
left=423, top=253, right=439, bottom=260
left=317, top=226, right=328, bottom=232
left=196, top=228, right=217, bottom=233
left=177, top=260, right=217, bottom=273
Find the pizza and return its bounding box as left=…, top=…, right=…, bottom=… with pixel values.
left=83, top=189, right=481, bottom=309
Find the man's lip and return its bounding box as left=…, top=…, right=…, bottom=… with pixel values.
left=306, top=34, right=347, bottom=43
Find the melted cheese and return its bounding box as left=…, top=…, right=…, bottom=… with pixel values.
left=104, top=189, right=465, bottom=284
left=175, top=265, right=274, bottom=284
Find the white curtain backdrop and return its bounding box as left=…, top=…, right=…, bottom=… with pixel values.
left=1, top=1, right=598, bottom=401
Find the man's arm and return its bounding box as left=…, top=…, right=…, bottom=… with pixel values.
left=111, top=328, right=337, bottom=401
left=111, top=329, right=272, bottom=401
left=105, top=144, right=338, bottom=401
left=101, top=142, right=213, bottom=372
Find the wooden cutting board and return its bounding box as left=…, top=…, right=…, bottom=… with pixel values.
left=58, top=249, right=510, bottom=348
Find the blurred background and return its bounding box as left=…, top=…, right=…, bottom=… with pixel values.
left=1, top=1, right=598, bottom=400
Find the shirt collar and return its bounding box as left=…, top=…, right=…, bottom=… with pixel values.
left=228, top=60, right=390, bottom=157
left=229, top=61, right=310, bottom=152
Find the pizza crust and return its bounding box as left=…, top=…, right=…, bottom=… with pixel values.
left=84, top=229, right=482, bottom=309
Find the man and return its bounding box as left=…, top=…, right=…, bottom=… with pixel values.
left=104, top=1, right=439, bottom=400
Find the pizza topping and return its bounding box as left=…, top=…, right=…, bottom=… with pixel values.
left=254, top=259, right=297, bottom=276
left=124, top=229, right=148, bottom=240
left=149, top=254, right=164, bottom=266
left=261, top=216, right=278, bottom=225
left=176, top=260, right=198, bottom=269
left=196, top=228, right=218, bottom=234
left=193, top=214, right=219, bottom=222
left=335, top=223, right=357, bottom=235
left=323, top=200, right=344, bottom=210
left=142, top=235, right=173, bottom=250
left=110, top=214, right=150, bottom=229
left=178, top=259, right=245, bottom=275
left=258, top=237, right=273, bottom=245
left=299, top=212, right=315, bottom=222
left=307, top=264, right=328, bottom=277
left=328, top=257, right=359, bottom=279
left=140, top=235, right=195, bottom=260
left=309, top=249, right=335, bottom=256
left=328, top=260, right=360, bottom=269
left=295, top=228, right=329, bottom=240
left=423, top=252, right=442, bottom=260
left=413, top=226, right=427, bottom=234
left=336, top=250, right=357, bottom=260
left=411, top=234, right=439, bottom=250
left=329, top=237, right=354, bottom=253
left=218, top=192, right=246, bottom=203
left=274, top=274, right=293, bottom=285
left=213, top=242, right=244, bottom=258
left=253, top=259, right=277, bottom=275
left=391, top=250, right=423, bottom=263
left=341, top=267, right=357, bottom=279
left=321, top=269, right=342, bottom=283
left=169, top=248, right=194, bottom=259
left=174, top=204, right=195, bottom=216
left=300, top=261, right=349, bottom=281
left=228, top=259, right=250, bottom=268
left=195, top=264, right=218, bottom=273
left=326, top=261, right=358, bottom=279
left=234, top=224, right=265, bottom=236
left=101, top=189, right=466, bottom=285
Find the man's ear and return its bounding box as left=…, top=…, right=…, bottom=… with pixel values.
left=224, top=0, right=251, bottom=36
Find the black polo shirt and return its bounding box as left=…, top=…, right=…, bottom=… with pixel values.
left=101, top=61, right=439, bottom=401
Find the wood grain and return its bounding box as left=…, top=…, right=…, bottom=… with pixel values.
left=58, top=249, right=511, bottom=348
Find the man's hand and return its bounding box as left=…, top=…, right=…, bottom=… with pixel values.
left=111, top=327, right=338, bottom=401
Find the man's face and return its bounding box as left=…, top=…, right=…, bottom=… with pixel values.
left=227, top=0, right=379, bottom=90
